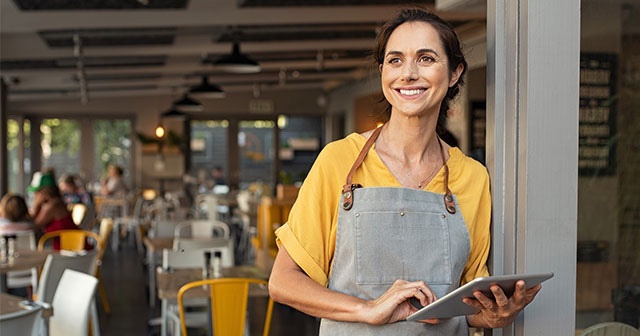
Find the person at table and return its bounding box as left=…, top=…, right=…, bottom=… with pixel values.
left=0, top=193, right=37, bottom=235
left=100, top=164, right=129, bottom=197
left=59, top=174, right=93, bottom=207
left=268, top=7, right=542, bottom=335
left=30, top=177, right=79, bottom=250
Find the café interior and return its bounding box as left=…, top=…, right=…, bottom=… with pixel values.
left=1, top=0, right=639, bottom=335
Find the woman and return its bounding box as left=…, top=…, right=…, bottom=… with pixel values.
left=101, top=164, right=128, bottom=196
left=0, top=193, right=37, bottom=234
left=30, top=184, right=78, bottom=250
left=268, top=8, right=541, bottom=335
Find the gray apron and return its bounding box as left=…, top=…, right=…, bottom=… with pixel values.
left=319, top=127, right=471, bottom=335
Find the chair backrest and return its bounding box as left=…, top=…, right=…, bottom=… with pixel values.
left=162, top=246, right=234, bottom=270
left=174, top=220, right=230, bottom=239
left=177, top=278, right=273, bottom=336
left=49, top=269, right=98, bottom=336
left=97, top=218, right=113, bottom=261
left=36, top=250, right=99, bottom=304
left=12, top=230, right=36, bottom=250
left=38, top=229, right=102, bottom=251
left=579, top=322, right=640, bottom=336
left=0, top=300, right=43, bottom=336
left=172, top=237, right=234, bottom=266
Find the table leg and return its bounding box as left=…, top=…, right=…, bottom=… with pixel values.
left=161, top=299, right=167, bottom=336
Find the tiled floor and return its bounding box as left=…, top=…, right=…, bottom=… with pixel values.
left=98, top=241, right=320, bottom=336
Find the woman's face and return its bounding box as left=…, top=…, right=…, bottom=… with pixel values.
left=380, top=21, right=462, bottom=118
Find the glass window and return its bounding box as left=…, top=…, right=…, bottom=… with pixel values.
left=6, top=118, right=31, bottom=193
left=40, top=118, right=81, bottom=177
left=190, top=120, right=228, bottom=193
left=577, top=0, right=640, bottom=330
left=93, top=119, right=132, bottom=188
left=239, top=120, right=275, bottom=189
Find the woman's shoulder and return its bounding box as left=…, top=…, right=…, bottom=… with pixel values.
left=448, top=147, right=490, bottom=181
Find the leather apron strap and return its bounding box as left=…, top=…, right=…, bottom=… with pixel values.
left=341, top=125, right=456, bottom=214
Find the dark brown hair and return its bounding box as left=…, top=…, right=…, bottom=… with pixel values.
left=0, top=193, right=31, bottom=222
left=372, top=7, right=468, bottom=134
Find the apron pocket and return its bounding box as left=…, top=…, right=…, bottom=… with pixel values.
left=355, top=211, right=452, bottom=286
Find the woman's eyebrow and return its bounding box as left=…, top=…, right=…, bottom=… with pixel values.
left=385, top=48, right=440, bottom=58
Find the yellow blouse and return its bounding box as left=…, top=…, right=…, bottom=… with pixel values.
left=275, top=132, right=491, bottom=286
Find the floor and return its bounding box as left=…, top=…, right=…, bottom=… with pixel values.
left=97, top=239, right=320, bottom=336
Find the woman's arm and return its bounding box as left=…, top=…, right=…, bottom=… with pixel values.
left=268, top=246, right=438, bottom=325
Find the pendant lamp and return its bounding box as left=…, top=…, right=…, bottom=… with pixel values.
left=173, top=94, right=203, bottom=112
left=189, top=76, right=226, bottom=99
left=213, top=41, right=261, bottom=74
left=161, top=107, right=187, bottom=119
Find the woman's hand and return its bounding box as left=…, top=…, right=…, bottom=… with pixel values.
left=363, top=279, right=440, bottom=325
left=464, top=281, right=542, bottom=328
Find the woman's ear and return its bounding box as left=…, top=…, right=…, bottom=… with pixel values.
left=379, top=64, right=383, bottom=73
left=449, top=63, right=465, bottom=87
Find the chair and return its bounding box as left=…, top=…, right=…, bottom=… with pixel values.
left=49, top=269, right=98, bottom=336
left=35, top=251, right=99, bottom=336
left=5, top=230, right=39, bottom=294
left=71, top=203, right=98, bottom=231
left=160, top=248, right=234, bottom=336
left=173, top=237, right=234, bottom=266
left=111, top=190, right=157, bottom=252
left=174, top=219, right=231, bottom=240
left=37, top=229, right=102, bottom=252
left=177, top=278, right=273, bottom=336
left=96, top=218, right=114, bottom=315
left=579, top=322, right=640, bottom=336
left=194, top=194, right=224, bottom=221
left=0, top=300, right=44, bottom=336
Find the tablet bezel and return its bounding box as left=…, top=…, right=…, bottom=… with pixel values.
left=405, top=272, right=554, bottom=321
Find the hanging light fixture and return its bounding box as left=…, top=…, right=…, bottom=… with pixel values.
left=213, top=41, right=261, bottom=74
left=161, top=107, right=188, bottom=119
left=173, top=93, right=203, bottom=112
left=189, top=76, right=226, bottom=99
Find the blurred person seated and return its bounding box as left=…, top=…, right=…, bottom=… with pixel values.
left=100, top=164, right=129, bottom=197
left=59, top=174, right=93, bottom=206
left=29, top=172, right=81, bottom=250
left=0, top=193, right=38, bottom=234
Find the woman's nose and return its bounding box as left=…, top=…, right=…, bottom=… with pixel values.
left=401, top=62, right=418, bottom=81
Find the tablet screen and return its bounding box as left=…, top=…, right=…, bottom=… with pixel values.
left=405, top=272, right=554, bottom=321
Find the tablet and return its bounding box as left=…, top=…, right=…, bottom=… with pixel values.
left=405, top=272, right=554, bottom=321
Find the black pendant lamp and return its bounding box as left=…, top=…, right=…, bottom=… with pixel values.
left=213, top=41, right=261, bottom=74
left=189, top=76, right=226, bottom=99
left=173, top=94, right=203, bottom=112
left=161, top=107, right=187, bottom=119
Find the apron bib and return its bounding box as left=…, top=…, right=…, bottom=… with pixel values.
left=319, top=127, right=471, bottom=336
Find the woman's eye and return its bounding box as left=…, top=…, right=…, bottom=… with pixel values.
left=419, top=55, right=435, bottom=63
left=387, top=57, right=401, bottom=64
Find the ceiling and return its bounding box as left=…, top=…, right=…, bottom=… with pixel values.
left=0, top=0, right=486, bottom=104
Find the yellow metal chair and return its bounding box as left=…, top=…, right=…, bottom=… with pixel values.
left=38, top=229, right=102, bottom=251
left=177, top=278, right=273, bottom=336
left=96, top=218, right=114, bottom=315
left=37, top=229, right=102, bottom=251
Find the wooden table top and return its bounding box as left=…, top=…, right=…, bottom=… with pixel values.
left=0, top=293, right=53, bottom=318
left=156, top=265, right=268, bottom=300
left=0, top=250, right=51, bottom=274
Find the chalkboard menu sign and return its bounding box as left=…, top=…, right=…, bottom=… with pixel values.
left=579, top=53, right=617, bottom=175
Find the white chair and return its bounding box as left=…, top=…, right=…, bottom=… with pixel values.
left=5, top=230, right=39, bottom=294
left=194, top=194, right=228, bottom=221
left=160, top=248, right=233, bottom=336
left=49, top=269, right=98, bottom=336
left=0, top=300, right=43, bottom=336
left=36, top=251, right=99, bottom=336
left=174, top=219, right=231, bottom=240
left=579, top=322, right=640, bottom=336
left=172, top=237, right=234, bottom=266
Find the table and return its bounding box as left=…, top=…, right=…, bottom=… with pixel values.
left=156, top=266, right=269, bottom=336
left=143, top=237, right=174, bottom=307
left=0, top=250, right=51, bottom=292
